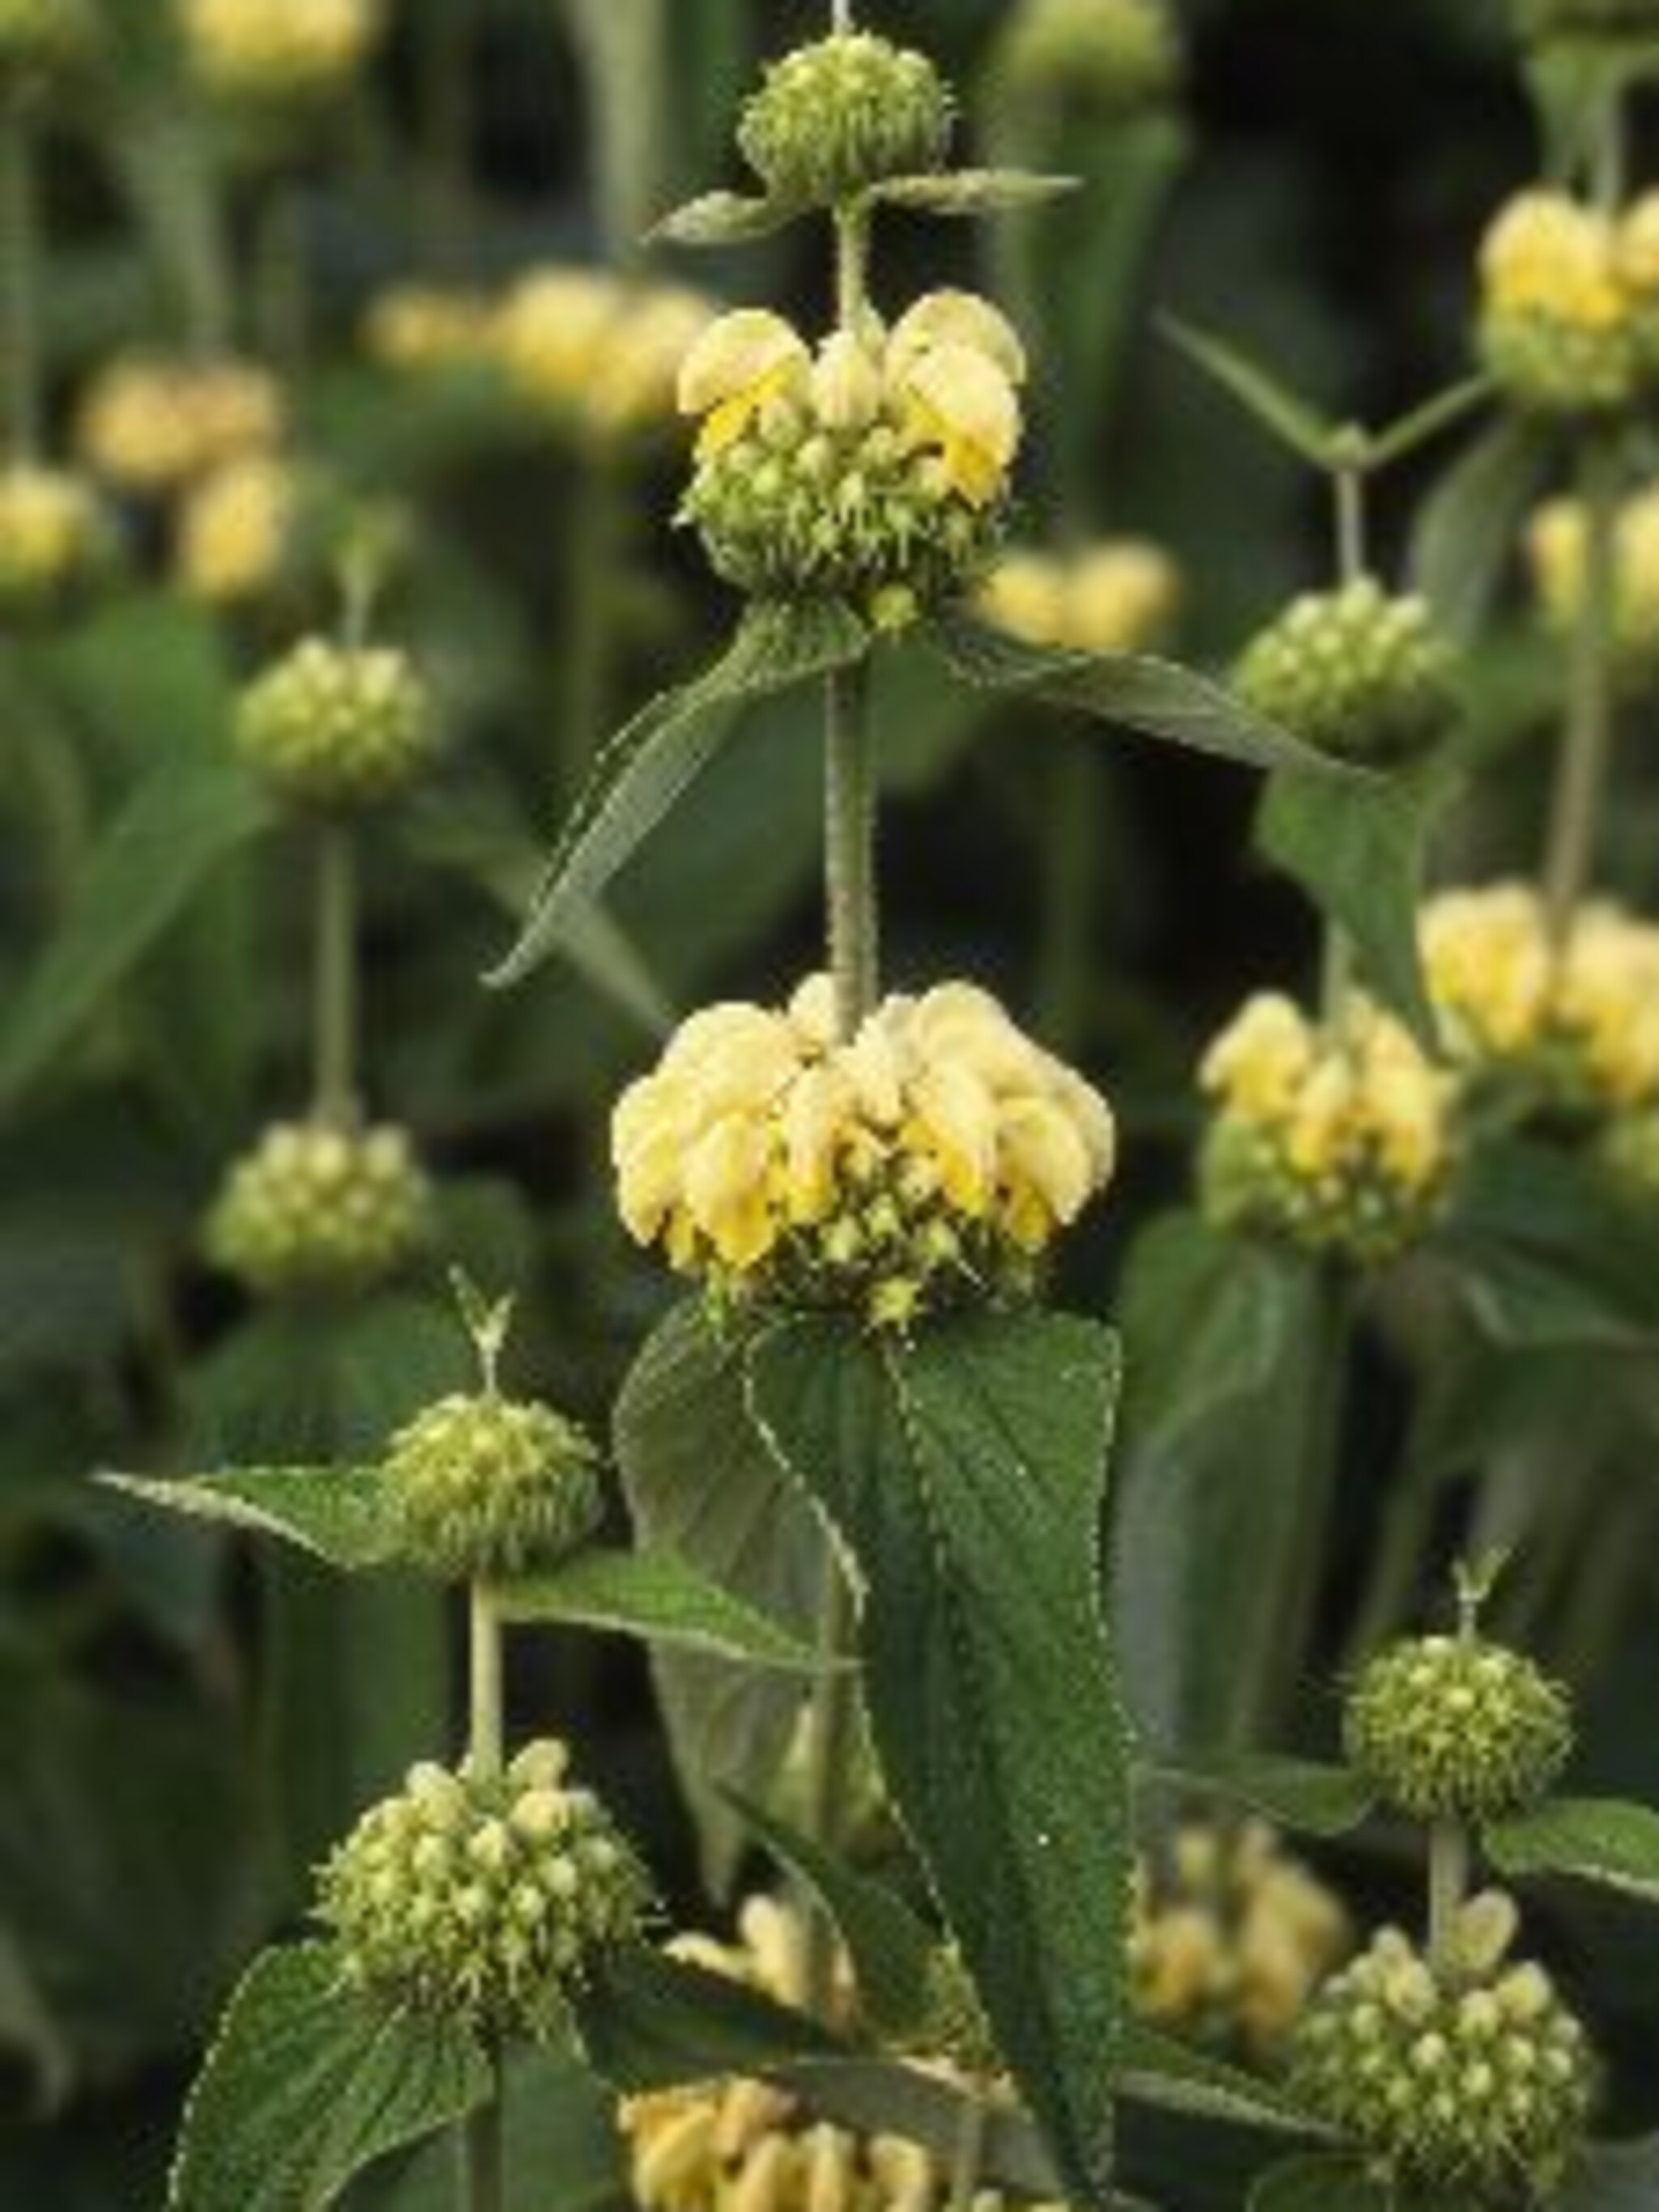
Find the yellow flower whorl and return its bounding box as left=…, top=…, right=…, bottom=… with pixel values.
left=76, top=353, right=285, bottom=497
left=612, top=978, right=1114, bottom=1328
left=1199, top=995, right=1458, bottom=1267
left=1527, top=484, right=1659, bottom=693
left=977, top=539, right=1182, bottom=656
left=1478, top=190, right=1659, bottom=418
left=494, top=268, right=719, bottom=446
left=175, top=452, right=304, bottom=607
left=0, top=463, right=116, bottom=619
left=179, top=0, right=378, bottom=107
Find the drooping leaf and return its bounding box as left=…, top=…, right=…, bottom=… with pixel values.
left=1122, top=2025, right=1325, bottom=2138
left=930, top=613, right=1343, bottom=777
left=1161, top=316, right=1335, bottom=467
left=0, top=755, right=273, bottom=1112
left=648, top=188, right=804, bottom=246
left=1247, top=2155, right=1391, bottom=2211
left=1486, top=1797, right=1659, bottom=1903
left=496, top=1546, right=831, bottom=1671
left=97, top=1464, right=403, bottom=1572
left=490, top=601, right=868, bottom=988
left=1143, top=1752, right=1375, bottom=1841
left=169, top=1945, right=488, bottom=2212
left=572, top=1947, right=841, bottom=2091
left=869, top=168, right=1076, bottom=216
left=614, top=1302, right=826, bottom=1896
left=1256, top=765, right=1449, bottom=1037
left=1410, top=416, right=1557, bottom=644
left=747, top=1310, right=1132, bottom=2211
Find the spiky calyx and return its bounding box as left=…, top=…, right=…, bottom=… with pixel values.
left=206, top=1120, right=433, bottom=1299
left=737, top=35, right=953, bottom=207
left=386, top=1392, right=603, bottom=1583
left=1346, top=1634, right=1572, bottom=1824
left=235, top=638, right=437, bottom=811
left=1233, top=581, right=1456, bottom=766
left=1290, top=1927, right=1597, bottom=2202
left=318, top=1741, right=652, bottom=2038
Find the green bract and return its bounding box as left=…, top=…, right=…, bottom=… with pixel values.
left=1345, top=1634, right=1573, bottom=1823
left=205, top=1119, right=433, bottom=1298
left=737, top=34, right=953, bottom=207
left=386, top=1390, right=604, bottom=1582
left=235, top=637, right=437, bottom=811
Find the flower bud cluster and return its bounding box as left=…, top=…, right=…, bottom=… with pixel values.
left=613, top=977, right=1115, bottom=1329
left=0, top=464, right=116, bottom=621
left=1421, top=884, right=1659, bottom=1127
left=235, top=637, right=437, bottom=811
left=1199, top=995, right=1458, bottom=1268
left=493, top=269, right=719, bottom=447
left=385, top=1390, right=603, bottom=1583
left=736, top=34, right=953, bottom=207
left=318, top=1741, right=652, bottom=2037
left=977, top=539, right=1182, bottom=656
left=1233, top=579, right=1456, bottom=766
left=1478, top=190, right=1659, bottom=418
left=206, top=1119, right=433, bottom=1298
left=178, top=0, right=379, bottom=111
left=677, top=294, right=1026, bottom=625
left=1528, top=484, right=1659, bottom=695
left=1132, top=1820, right=1351, bottom=2061
left=176, top=452, right=309, bottom=608
left=1346, top=1634, right=1572, bottom=1823
left=993, top=0, right=1183, bottom=121
left=1290, top=1925, right=1597, bottom=2201
left=76, top=352, right=285, bottom=497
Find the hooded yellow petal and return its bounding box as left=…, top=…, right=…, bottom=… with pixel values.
left=682, top=1114, right=779, bottom=1269
left=899, top=343, right=1021, bottom=506
left=677, top=309, right=808, bottom=417
left=886, top=290, right=1029, bottom=386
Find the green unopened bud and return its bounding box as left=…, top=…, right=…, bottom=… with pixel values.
left=318, top=1741, right=652, bottom=2036
left=1233, top=580, right=1456, bottom=765
left=0, top=465, right=117, bottom=622
left=235, top=637, right=437, bottom=811
left=206, top=1119, right=433, bottom=1298
left=1290, top=1926, right=1597, bottom=2201
left=386, top=1390, right=603, bottom=1582
left=994, top=0, right=1183, bottom=121
left=1345, top=1634, right=1572, bottom=1824
left=737, top=34, right=953, bottom=206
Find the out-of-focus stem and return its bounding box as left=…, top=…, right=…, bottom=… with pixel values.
left=312, top=822, right=360, bottom=1126
left=1, top=98, right=41, bottom=459
left=1542, top=437, right=1619, bottom=943
left=824, top=659, right=878, bottom=1041
left=463, top=1584, right=505, bottom=2212
left=1428, top=1819, right=1469, bottom=1979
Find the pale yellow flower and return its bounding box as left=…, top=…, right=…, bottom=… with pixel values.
left=181, top=0, right=377, bottom=99
left=897, top=340, right=1022, bottom=508
left=976, top=548, right=1069, bottom=646
left=886, top=291, right=1029, bottom=388
left=176, top=452, right=298, bottom=605
left=1481, top=191, right=1624, bottom=330
left=77, top=354, right=284, bottom=496
left=678, top=309, right=809, bottom=459
left=811, top=331, right=885, bottom=433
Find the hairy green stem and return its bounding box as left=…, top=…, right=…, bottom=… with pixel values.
left=832, top=0, right=854, bottom=32
left=1542, top=437, right=1620, bottom=943
left=1427, top=1818, right=1469, bottom=1979
left=824, top=660, right=879, bottom=1039
left=463, top=1585, right=505, bottom=2212
left=312, top=822, right=360, bottom=1126
left=567, top=0, right=667, bottom=272
left=1, top=97, right=41, bottom=460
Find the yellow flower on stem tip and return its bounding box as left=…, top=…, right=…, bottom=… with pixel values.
left=887, top=292, right=1030, bottom=387
left=898, top=342, right=1022, bottom=508
left=677, top=310, right=809, bottom=460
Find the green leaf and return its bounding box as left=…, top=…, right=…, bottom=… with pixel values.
left=1367, top=375, right=1496, bottom=471
left=1256, top=764, right=1448, bottom=1036
left=724, top=1793, right=936, bottom=2039
left=352, top=2050, right=628, bottom=2212
left=648, top=189, right=804, bottom=246
left=869, top=168, right=1077, bottom=216
left=1143, top=1752, right=1375, bottom=1840
left=489, top=601, right=868, bottom=988
left=747, top=1310, right=1132, bottom=2211
left=1486, top=1798, right=1659, bottom=1903
left=572, top=1947, right=841, bottom=2091
left=1562, top=2137, right=1659, bottom=2212
left=1161, top=316, right=1335, bottom=468
left=0, top=755, right=273, bottom=1112
left=98, top=1464, right=403, bottom=1571
left=615, top=1303, right=826, bottom=1896
left=1410, top=416, right=1557, bottom=644
left=931, top=612, right=1346, bottom=777
left=495, top=1546, right=831, bottom=1671
left=1122, top=2024, right=1324, bottom=2137
left=1247, top=2155, right=1391, bottom=2211
left=170, top=1945, right=488, bottom=2212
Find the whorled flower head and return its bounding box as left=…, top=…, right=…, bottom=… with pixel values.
left=385, top=1391, right=604, bottom=1583
left=362, top=283, right=497, bottom=377
left=993, top=0, right=1183, bottom=120
left=1529, top=484, right=1659, bottom=695
left=1478, top=190, right=1659, bottom=418
left=206, top=1119, right=433, bottom=1298
left=1232, top=580, right=1456, bottom=766
left=736, top=33, right=953, bottom=207
left=1132, top=1821, right=1352, bottom=2064
left=235, top=637, right=437, bottom=810
left=0, top=0, right=94, bottom=87
left=1422, top=884, right=1659, bottom=1125
left=1290, top=1921, right=1597, bottom=2202
left=1346, top=1633, right=1573, bottom=1824
left=178, top=0, right=379, bottom=108
left=0, top=464, right=116, bottom=620
left=175, top=452, right=305, bottom=608
left=612, top=978, right=1114, bottom=1329
left=493, top=268, right=718, bottom=447
left=977, top=538, right=1182, bottom=657
left=77, top=352, right=284, bottom=497
left=318, top=1741, right=652, bottom=2038
left=678, top=293, right=1026, bottom=626
left=1199, top=995, right=1458, bottom=1268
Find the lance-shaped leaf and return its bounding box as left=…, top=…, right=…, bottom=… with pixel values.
left=1122, top=2025, right=1326, bottom=2138
left=929, top=612, right=1344, bottom=777
left=1410, top=416, right=1557, bottom=644
left=491, top=600, right=868, bottom=988
left=1162, top=317, right=1335, bottom=467
left=1142, top=1752, right=1375, bottom=1841
left=495, top=1546, right=832, bottom=1672
left=99, top=1464, right=403, bottom=1571
left=869, top=169, right=1077, bottom=217
left=649, top=189, right=806, bottom=248
left=169, top=1944, right=488, bottom=2212
left=573, top=1947, right=842, bottom=2091
left=1486, top=1798, right=1659, bottom=1903
left=1256, top=763, right=1450, bottom=1038
left=747, top=1310, right=1132, bottom=2211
